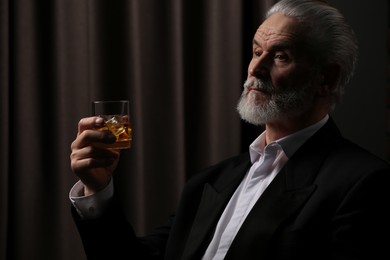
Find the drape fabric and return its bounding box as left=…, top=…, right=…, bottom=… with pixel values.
left=0, top=0, right=275, bottom=259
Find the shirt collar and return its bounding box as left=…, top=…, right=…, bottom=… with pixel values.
left=249, top=114, right=329, bottom=163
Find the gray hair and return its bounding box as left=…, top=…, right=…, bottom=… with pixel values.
left=267, top=0, right=358, bottom=107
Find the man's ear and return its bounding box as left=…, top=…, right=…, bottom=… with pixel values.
left=318, top=64, right=341, bottom=95
left=324, top=63, right=341, bottom=87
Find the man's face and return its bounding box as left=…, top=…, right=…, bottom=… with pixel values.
left=237, top=13, right=320, bottom=126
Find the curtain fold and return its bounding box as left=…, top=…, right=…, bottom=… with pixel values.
left=1, top=0, right=275, bottom=259
left=0, top=0, right=10, bottom=258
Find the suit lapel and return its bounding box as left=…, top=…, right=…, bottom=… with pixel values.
left=181, top=157, right=251, bottom=259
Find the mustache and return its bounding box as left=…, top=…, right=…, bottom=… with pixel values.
left=243, top=78, right=274, bottom=94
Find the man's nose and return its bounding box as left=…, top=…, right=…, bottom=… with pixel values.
left=249, top=56, right=270, bottom=80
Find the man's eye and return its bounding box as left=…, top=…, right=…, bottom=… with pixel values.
left=274, top=54, right=289, bottom=62
left=254, top=51, right=261, bottom=57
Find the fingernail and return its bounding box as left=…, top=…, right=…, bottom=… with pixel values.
left=95, top=117, right=104, bottom=125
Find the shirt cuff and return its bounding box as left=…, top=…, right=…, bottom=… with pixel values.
left=69, top=178, right=114, bottom=219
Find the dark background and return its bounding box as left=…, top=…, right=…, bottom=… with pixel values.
left=0, top=0, right=388, bottom=259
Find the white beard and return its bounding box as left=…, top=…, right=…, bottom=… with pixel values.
left=236, top=77, right=317, bottom=126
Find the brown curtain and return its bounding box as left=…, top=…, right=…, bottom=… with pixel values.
left=0, top=0, right=276, bottom=259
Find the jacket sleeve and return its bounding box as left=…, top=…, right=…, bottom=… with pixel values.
left=71, top=196, right=174, bottom=260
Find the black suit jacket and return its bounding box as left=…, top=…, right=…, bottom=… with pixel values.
left=73, top=118, right=390, bottom=260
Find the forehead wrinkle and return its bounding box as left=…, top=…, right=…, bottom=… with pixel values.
left=258, top=26, right=298, bottom=40
left=253, top=30, right=295, bottom=51
left=254, top=13, right=303, bottom=50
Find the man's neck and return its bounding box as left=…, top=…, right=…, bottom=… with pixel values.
left=264, top=112, right=328, bottom=144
